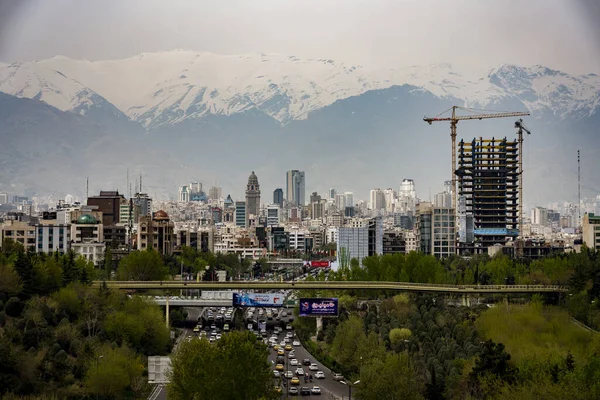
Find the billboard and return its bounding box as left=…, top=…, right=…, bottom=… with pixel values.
left=310, top=260, right=330, bottom=268
left=299, top=298, right=339, bottom=317
left=233, top=293, right=284, bottom=307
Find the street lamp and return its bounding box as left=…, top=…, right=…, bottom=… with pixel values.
left=341, top=380, right=360, bottom=400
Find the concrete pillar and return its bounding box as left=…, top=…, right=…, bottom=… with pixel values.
left=461, top=295, right=466, bottom=307
left=316, top=317, right=323, bottom=335
left=466, top=295, right=471, bottom=307
left=165, top=296, right=170, bottom=327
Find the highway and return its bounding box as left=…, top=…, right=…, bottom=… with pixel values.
left=93, top=280, right=568, bottom=294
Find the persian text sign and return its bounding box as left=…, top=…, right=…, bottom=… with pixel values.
left=299, top=298, right=338, bottom=317
left=233, top=293, right=283, bottom=307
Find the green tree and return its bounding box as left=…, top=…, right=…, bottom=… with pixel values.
left=116, top=248, right=169, bottom=281
left=356, top=352, right=424, bottom=400
left=389, top=328, right=412, bottom=346
left=0, top=262, right=23, bottom=296
left=331, top=315, right=368, bottom=372
left=168, top=331, right=277, bottom=400
left=84, top=345, right=144, bottom=398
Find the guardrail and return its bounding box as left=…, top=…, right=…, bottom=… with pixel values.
left=91, top=280, right=568, bottom=294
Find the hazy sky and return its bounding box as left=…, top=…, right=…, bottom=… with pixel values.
left=1, top=0, right=599, bottom=74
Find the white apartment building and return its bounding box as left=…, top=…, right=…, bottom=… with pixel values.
left=266, top=204, right=280, bottom=226
left=288, top=229, right=308, bottom=252
left=35, top=223, right=70, bottom=254
left=405, top=231, right=417, bottom=252
left=326, top=227, right=339, bottom=244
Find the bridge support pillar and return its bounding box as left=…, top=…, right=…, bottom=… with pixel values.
left=165, top=296, right=170, bottom=327
left=316, top=317, right=323, bottom=336
left=461, top=295, right=472, bottom=307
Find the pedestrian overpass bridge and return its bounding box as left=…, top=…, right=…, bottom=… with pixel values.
left=91, top=280, right=567, bottom=294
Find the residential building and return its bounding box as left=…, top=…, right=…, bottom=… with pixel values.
left=383, top=231, right=406, bottom=254
left=369, top=188, right=386, bottom=211
left=267, top=204, right=280, bottom=226
left=0, top=193, right=8, bottom=204
left=133, top=193, right=153, bottom=217
left=273, top=188, right=284, bottom=207
left=208, top=186, right=222, bottom=201
left=416, top=202, right=455, bottom=258
left=583, top=213, right=600, bottom=250
left=70, top=213, right=105, bottom=265
left=245, top=171, right=261, bottom=228
left=87, top=190, right=126, bottom=226
left=286, top=170, right=305, bottom=206
left=35, top=223, right=71, bottom=254
left=0, top=219, right=36, bottom=252
left=137, top=210, right=175, bottom=255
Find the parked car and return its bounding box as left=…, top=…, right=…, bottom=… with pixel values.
left=333, top=372, right=344, bottom=381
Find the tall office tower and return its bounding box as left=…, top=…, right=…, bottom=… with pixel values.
left=444, top=180, right=452, bottom=195
left=344, top=192, right=354, bottom=208
left=531, top=207, right=548, bottom=226
left=178, top=185, right=190, bottom=202
left=189, top=182, right=202, bottom=194
left=134, top=193, right=153, bottom=217
left=337, top=216, right=383, bottom=267
left=266, top=204, right=281, bottom=226
left=457, top=137, right=520, bottom=248
left=335, top=193, right=346, bottom=210
left=369, top=189, right=386, bottom=211
left=434, top=191, right=452, bottom=208
left=0, top=193, right=8, bottom=204
left=208, top=186, right=222, bottom=201
left=398, top=179, right=417, bottom=214
left=329, top=188, right=337, bottom=200
left=383, top=188, right=396, bottom=212
left=310, top=192, right=321, bottom=204
left=235, top=201, right=246, bottom=227
left=245, top=171, right=261, bottom=227
left=286, top=170, right=305, bottom=206
left=273, top=188, right=284, bottom=207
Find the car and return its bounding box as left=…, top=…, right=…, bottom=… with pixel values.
left=293, top=340, right=301, bottom=346
left=332, top=372, right=344, bottom=381
left=288, top=350, right=296, bottom=358
left=290, top=377, right=300, bottom=385
left=276, top=355, right=285, bottom=363
left=286, top=324, right=293, bottom=330
left=215, top=334, right=222, bottom=340
left=284, top=370, right=293, bottom=379
left=300, top=387, right=311, bottom=396
left=285, top=344, right=293, bottom=351
left=290, top=358, right=299, bottom=366
left=311, top=386, right=322, bottom=395
left=275, top=363, right=284, bottom=371
left=286, top=332, right=293, bottom=338
left=309, top=363, right=319, bottom=371
left=280, top=341, right=286, bottom=347
left=284, top=337, right=291, bottom=343
left=315, top=371, right=325, bottom=379
left=288, top=386, right=299, bottom=395
left=274, top=386, right=282, bottom=393
left=273, top=370, right=280, bottom=378
left=295, top=367, right=305, bottom=376
left=277, top=349, right=285, bottom=356
left=273, top=344, right=280, bottom=350
left=193, top=326, right=200, bottom=333
left=302, top=359, right=311, bottom=366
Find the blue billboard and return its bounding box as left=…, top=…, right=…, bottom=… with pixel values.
left=233, top=293, right=284, bottom=307
left=299, top=298, right=339, bottom=317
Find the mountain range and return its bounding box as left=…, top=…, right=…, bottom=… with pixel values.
left=0, top=50, right=598, bottom=206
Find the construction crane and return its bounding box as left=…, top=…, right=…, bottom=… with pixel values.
left=423, top=106, right=530, bottom=215
left=515, top=118, right=532, bottom=238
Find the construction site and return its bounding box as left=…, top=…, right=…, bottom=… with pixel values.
left=424, top=107, right=531, bottom=256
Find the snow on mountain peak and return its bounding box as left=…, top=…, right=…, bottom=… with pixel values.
left=0, top=51, right=598, bottom=126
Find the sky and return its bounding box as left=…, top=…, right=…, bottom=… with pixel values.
left=1, top=0, right=600, bottom=75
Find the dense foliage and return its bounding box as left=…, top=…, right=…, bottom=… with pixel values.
left=0, top=239, right=171, bottom=399
left=168, top=330, right=277, bottom=400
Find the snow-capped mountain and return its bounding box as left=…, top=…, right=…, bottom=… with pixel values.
left=0, top=50, right=598, bottom=128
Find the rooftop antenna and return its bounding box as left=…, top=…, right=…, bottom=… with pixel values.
left=140, top=172, right=142, bottom=194
left=127, top=168, right=130, bottom=198
left=578, top=150, right=581, bottom=228
left=86, top=177, right=89, bottom=200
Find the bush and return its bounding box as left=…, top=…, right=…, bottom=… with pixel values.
left=5, top=297, right=22, bottom=317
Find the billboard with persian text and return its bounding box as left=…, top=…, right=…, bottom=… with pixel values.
left=299, top=298, right=339, bottom=317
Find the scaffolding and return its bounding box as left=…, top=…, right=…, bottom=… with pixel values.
left=457, top=137, right=519, bottom=248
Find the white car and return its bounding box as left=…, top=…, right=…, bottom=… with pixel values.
left=315, top=371, right=325, bottom=379
left=309, top=363, right=319, bottom=371
left=286, top=324, right=293, bottom=330
left=311, top=386, right=322, bottom=395
left=288, top=351, right=296, bottom=358
left=284, top=371, right=294, bottom=379
left=273, top=370, right=280, bottom=378
left=290, top=358, right=299, bottom=366
left=292, top=340, right=301, bottom=346
left=295, top=367, right=305, bottom=376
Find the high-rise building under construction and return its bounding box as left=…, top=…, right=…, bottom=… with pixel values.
left=456, top=137, right=519, bottom=250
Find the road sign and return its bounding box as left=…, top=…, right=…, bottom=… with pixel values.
left=148, top=356, right=171, bottom=384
